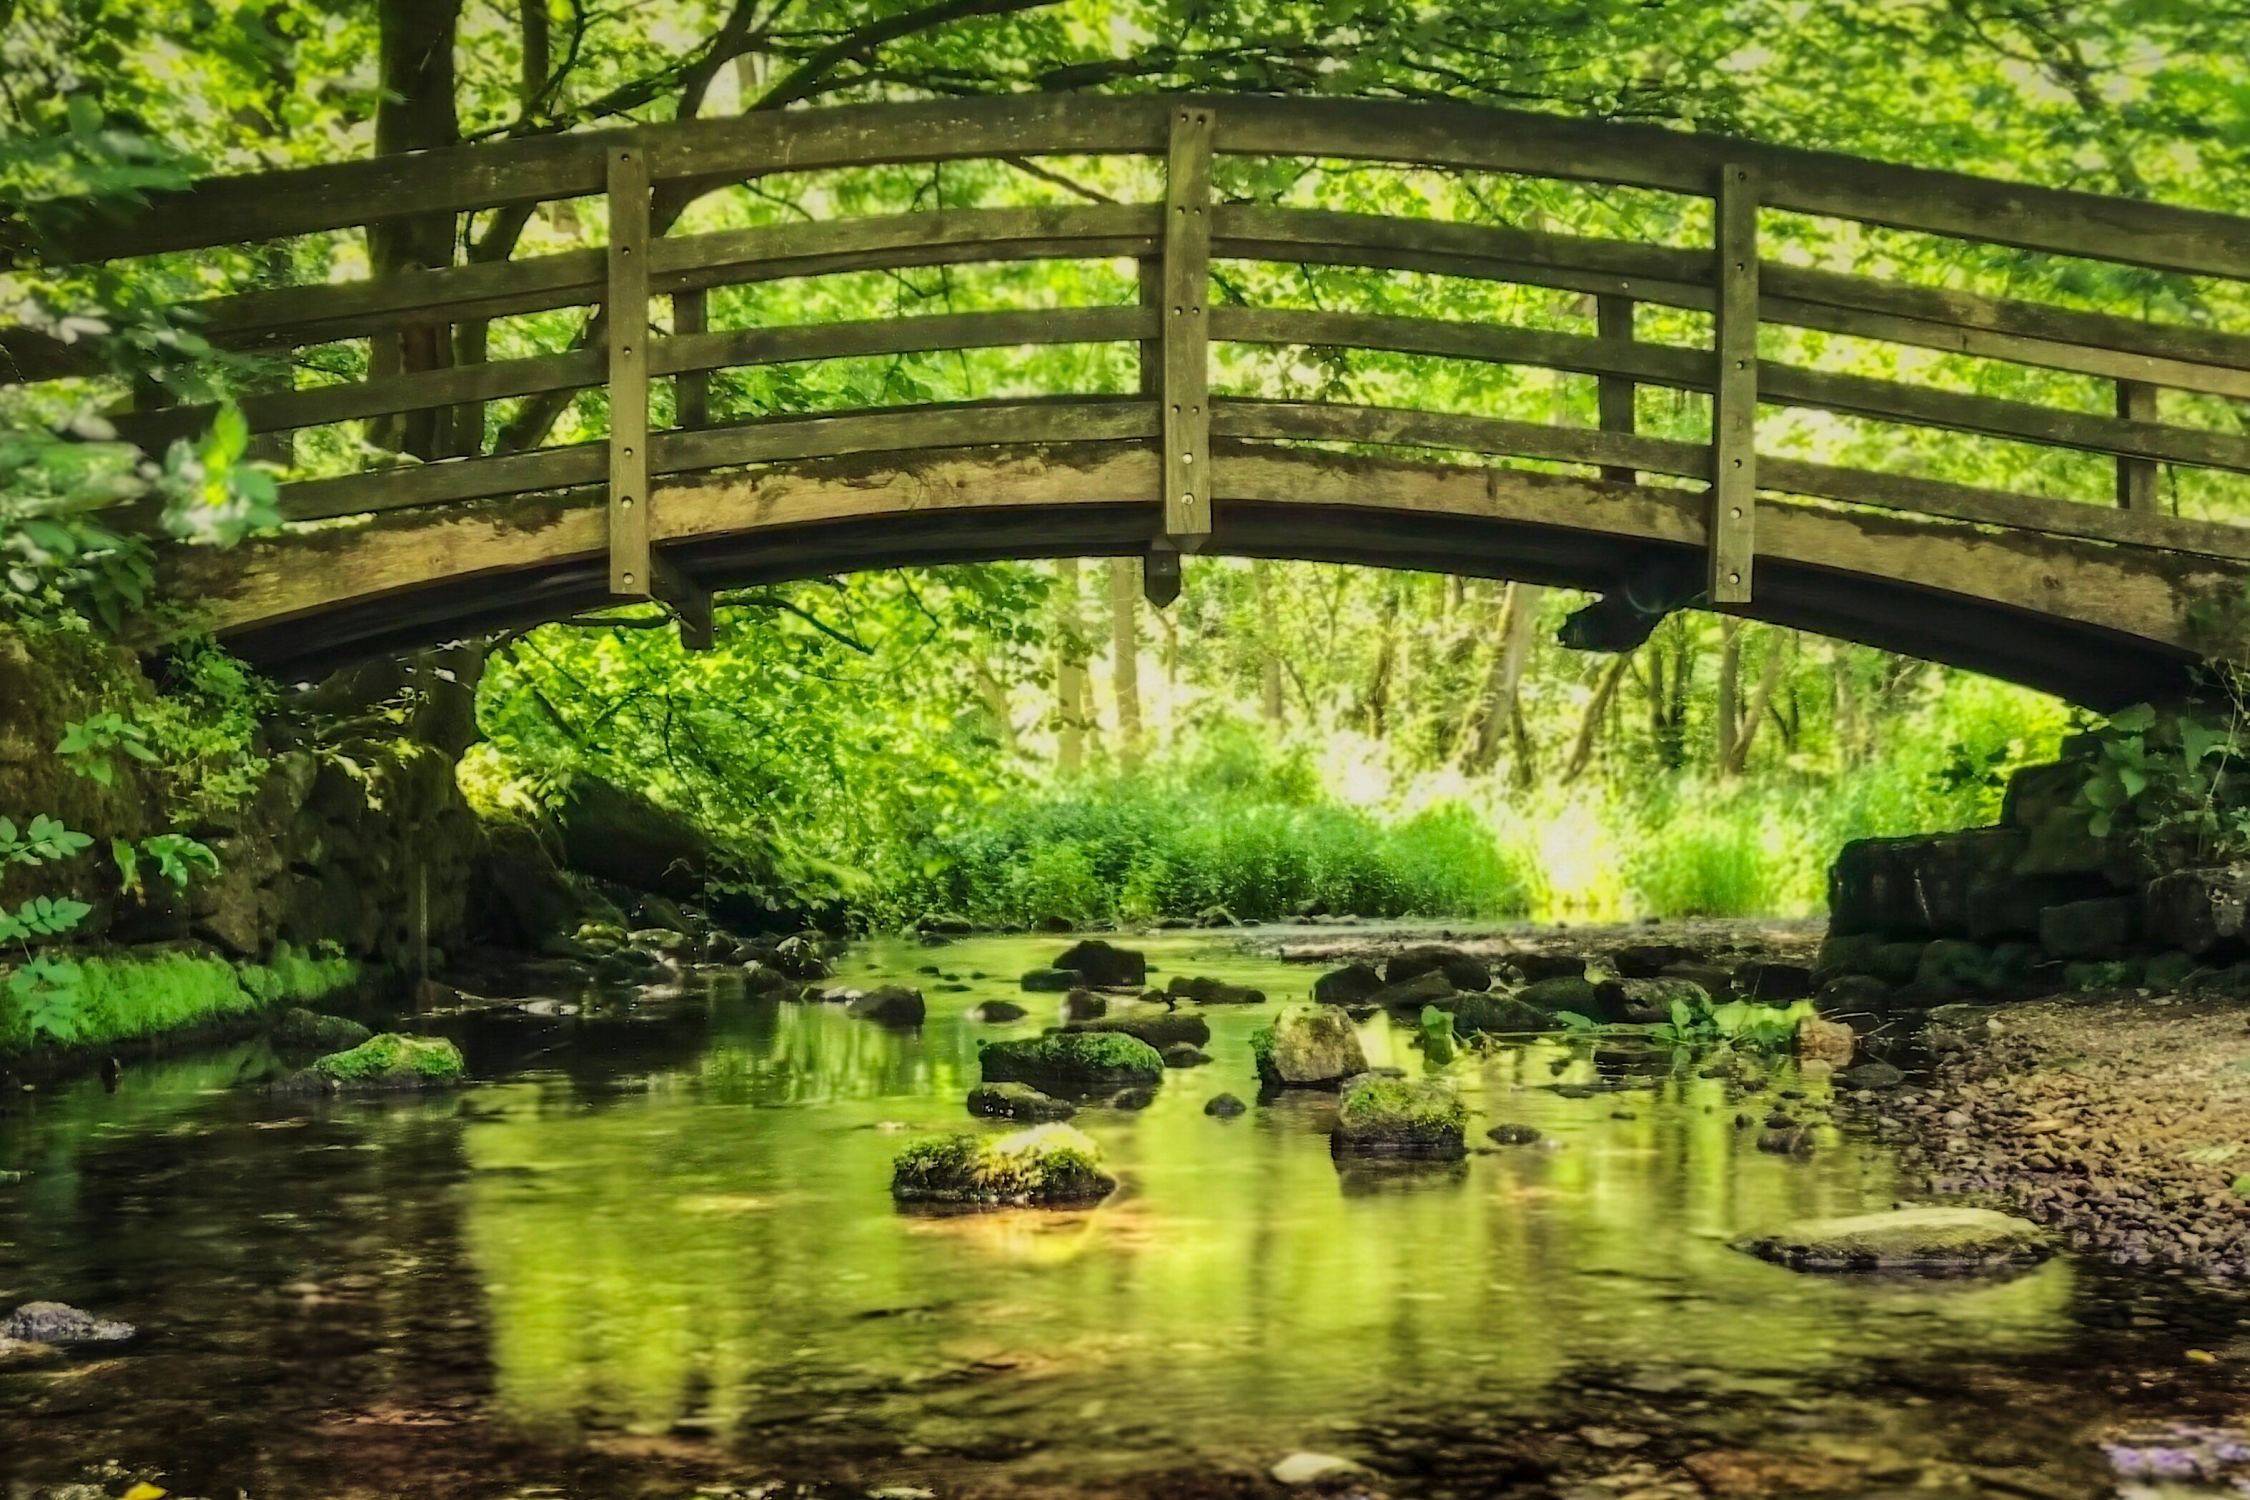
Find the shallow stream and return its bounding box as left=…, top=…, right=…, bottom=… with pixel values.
left=5, top=929, right=2249, bottom=1497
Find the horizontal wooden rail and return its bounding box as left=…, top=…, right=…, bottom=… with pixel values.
left=31, top=94, right=2250, bottom=281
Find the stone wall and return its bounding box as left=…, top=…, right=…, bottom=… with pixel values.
left=1822, top=742, right=2247, bottom=1003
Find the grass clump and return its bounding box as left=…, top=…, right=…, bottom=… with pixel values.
left=47, top=951, right=262, bottom=1050
left=237, top=942, right=364, bottom=1007
left=891, top=1124, right=1116, bottom=1207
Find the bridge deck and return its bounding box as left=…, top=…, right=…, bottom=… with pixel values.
left=7, top=93, right=2249, bottom=700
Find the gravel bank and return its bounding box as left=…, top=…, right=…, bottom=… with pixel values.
left=1873, top=992, right=2250, bottom=1281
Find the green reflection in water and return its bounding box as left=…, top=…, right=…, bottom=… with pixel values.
left=459, top=933, right=2074, bottom=1479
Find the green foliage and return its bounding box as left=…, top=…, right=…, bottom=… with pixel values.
left=2070, top=700, right=2249, bottom=859
left=1, top=814, right=94, bottom=867
left=1336, top=1075, right=1468, bottom=1139
left=57, top=708, right=160, bottom=786
left=1646, top=994, right=1815, bottom=1052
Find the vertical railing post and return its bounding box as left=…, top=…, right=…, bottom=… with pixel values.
left=2115, top=378, right=2157, bottom=510
left=1595, top=293, right=1637, bottom=486
left=674, top=287, right=710, bottom=431
left=1137, top=254, right=1182, bottom=606
left=1161, top=104, right=1214, bottom=551
left=607, top=144, right=652, bottom=599
left=1711, top=163, right=1759, bottom=605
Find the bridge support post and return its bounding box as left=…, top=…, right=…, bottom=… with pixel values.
left=606, top=144, right=653, bottom=599
left=674, top=288, right=710, bottom=431
left=1160, top=104, right=1214, bottom=553
left=2116, top=378, right=2157, bottom=510
left=1710, top=163, right=1759, bottom=605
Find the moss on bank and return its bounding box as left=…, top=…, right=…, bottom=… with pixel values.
left=1, top=942, right=371, bottom=1057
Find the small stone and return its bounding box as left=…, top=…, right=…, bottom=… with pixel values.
left=1204, top=1093, right=1247, bottom=1118
left=0, top=1301, right=135, bottom=1346
left=1736, top=1206, right=2050, bottom=1271
left=966, top=1082, right=1074, bottom=1122
left=1794, top=1016, right=1855, bottom=1067
left=1271, top=1452, right=1371, bottom=1487
left=1486, top=1123, right=1542, bottom=1145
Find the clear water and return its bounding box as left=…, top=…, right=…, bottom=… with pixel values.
left=3, top=930, right=2245, bottom=1497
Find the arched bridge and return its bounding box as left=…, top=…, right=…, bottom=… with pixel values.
left=12, top=94, right=2250, bottom=704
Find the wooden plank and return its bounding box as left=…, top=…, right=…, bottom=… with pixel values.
left=656, top=397, right=1159, bottom=474
left=655, top=305, right=1154, bottom=377
left=607, top=145, right=652, bottom=598
left=48, top=94, right=2250, bottom=281
left=2116, top=379, right=2158, bottom=510
left=1711, top=164, right=1759, bottom=603
left=1211, top=305, right=2250, bottom=474
left=112, top=348, right=606, bottom=446
left=282, top=445, right=605, bottom=522
left=674, top=288, right=710, bottom=430
left=1595, top=295, right=1637, bottom=485
left=1215, top=397, right=2250, bottom=563
left=1161, top=104, right=1215, bottom=545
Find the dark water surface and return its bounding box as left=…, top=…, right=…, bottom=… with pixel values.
left=5, top=930, right=2249, bottom=1497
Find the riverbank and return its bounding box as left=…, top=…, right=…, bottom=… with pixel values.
left=1876, top=989, right=2250, bottom=1282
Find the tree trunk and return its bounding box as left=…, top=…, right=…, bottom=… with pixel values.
left=1054, top=558, right=1090, bottom=773
left=369, top=0, right=463, bottom=460
left=1715, top=618, right=1743, bottom=777
left=1108, top=557, right=1142, bottom=770
left=1563, top=655, right=1633, bottom=783
left=1253, top=560, right=1285, bottom=724
left=1722, top=629, right=1790, bottom=777
left=1460, top=581, right=1543, bottom=774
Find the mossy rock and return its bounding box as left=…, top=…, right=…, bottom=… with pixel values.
left=2063, top=957, right=2144, bottom=992
left=1813, top=932, right=1883, bottom=980
left=979, top=1032, right=1164, bottom=1097
left=1251, top=1003, right=1367, bottom=1088
left=270, top=1007, right=372, bottom=1053
left=1913, top=939, right=2000, bottom=998
left=890, top=1124, right=1115, bottom=1208
left=305, top=1033, right=466, bottom=1091
left=1735, top=1206, right=2049, bottom=1272
left=1330, top=1075, right=1467, bottom=1160
left=966, top=1081, right=1074, bottom=1122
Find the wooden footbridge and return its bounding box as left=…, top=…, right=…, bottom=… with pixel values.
left=10, top=94, right=2250, bottom=704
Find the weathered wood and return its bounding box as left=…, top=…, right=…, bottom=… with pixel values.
left=655, top=306, right=1155, bottom=378
left=607, top=145, right=652, bottom=597
left=657, top=398, right=1159, bottom=475
left=50, top=94, right=2250, bottom=281
left=1595, top=295, right=1637, bottom=485
left=1711, top=164, right=1759, bottom=603
left=2116, top=379, right=2157, bottom=511
left=674, top=288, right=710, bottom=430
left=1162, top=105, right=1215, bottom=545
left=1144, top=539, right=1183, bottom=607
left=651, top=551, right=714, bottom=650
left=1211, top=306, right=2250, bottom=474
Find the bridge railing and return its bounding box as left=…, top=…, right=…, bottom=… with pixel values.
left=8, top=92, right=2250, bottom=621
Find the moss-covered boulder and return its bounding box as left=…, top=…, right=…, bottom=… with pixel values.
left=890, top=1124, right=1116, bottom=1208
left=294, top=1033, right=466, bottom=1093
left=270, top=1007, right=372, bottom=1053
left=1735, top=1206, right=2050, bottom=1272
left=1251, top=1003, right=1367, bottom=1088
left=1330, top=1076, right=1467, bottom=1160
left=980, top=1032, right=1164, bottom=1097
left=966, top=1081, right=1074, bottom=1122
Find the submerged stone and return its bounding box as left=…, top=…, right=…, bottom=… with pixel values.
left=1369, top=969, right=1455, bottom=1010
left=1331, top=1075, right=1467, bottom=1160
left=890, top=1124, right=1116, bottom=1208
left=968, top=1000, right=1028, bottom=1023
left=1450, top=991, right=1557, bottom=1036
left=1065, top=1010, right=1211, bottom=1049
left=1794, top=1016, right=1855, bottom=1067
left=1020, top=967, right=1079, bottom=992
left=1486, top=1123, right=1542, bottom=1146
left=1060, top=987, right=1107, bottom=1021
left=1251, top=1003, right=1368, bottom=1088
left=1271, top=1452, right=1372, bottom=1487
left=1735, top=1206, right=2050, bottom=1272
left=1312, top=961, right=1384, bottom=1006
left=967, top=1082, right=1074, bottom=1122
left=1165, top=974, right=1265, bottom=1005
left=0, top=1301, right=135, bottom=1346
left=846, top=984, right=925, bottom=1026
left=1162, top=1043, right=1212, bottom=1068
left=1052, top=938, right=1146, bottom=988
left=1204, top=1093, right=1247, bottom=1118
left=1383, top=944, right=1490, bottom=992
left=979, top=1032, right=1165, bottom=1097
left=270, top=1007, right=372, bottom=1053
